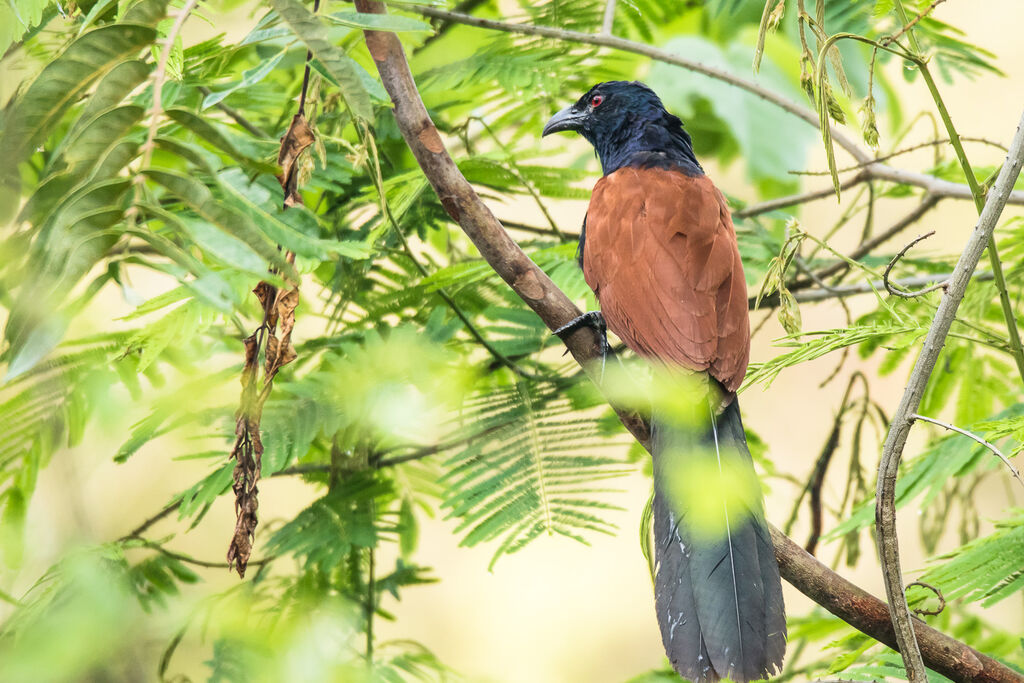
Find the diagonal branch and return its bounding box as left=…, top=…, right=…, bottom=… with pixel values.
left=874, top=109, right=1024, bottom=682
left=353, top=6, right=1024, bottom=682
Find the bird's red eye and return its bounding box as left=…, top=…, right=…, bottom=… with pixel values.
left=591, top=95, right=604, bottom=107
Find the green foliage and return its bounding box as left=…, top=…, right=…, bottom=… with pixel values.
left=918, top=509, right=1024, bottom=607
left=2, top=0, right=1023, bottom=679
left=440, top=382, right=629, bottom=567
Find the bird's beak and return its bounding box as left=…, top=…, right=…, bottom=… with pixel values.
left=542, top=105, right=586, bottom=136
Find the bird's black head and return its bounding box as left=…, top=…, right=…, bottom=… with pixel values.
left=542, top=81, right=702, bottom=177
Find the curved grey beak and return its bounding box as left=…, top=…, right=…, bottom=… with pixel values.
left=542, top=105, right=586, bottom=136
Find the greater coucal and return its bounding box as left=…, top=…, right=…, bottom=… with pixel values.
left=543, top=81, right=786, bottom=682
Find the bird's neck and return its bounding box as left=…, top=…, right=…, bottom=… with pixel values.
left=594, top=120, right=703, bottom=177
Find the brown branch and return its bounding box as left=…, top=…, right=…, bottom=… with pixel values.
left=354, top=0, right=650, bottom=450
left=354, top=6, right=1024, bottom=681
left=883, top=231, right=950, bottom=299
left=734, top=172, right=868, bottom=219
left=875, top=109, right=1024, bottom=682
left=771, top=528, right=1023, bottom=683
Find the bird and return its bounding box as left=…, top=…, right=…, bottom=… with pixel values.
left=542, top=81, right=786, bottom=682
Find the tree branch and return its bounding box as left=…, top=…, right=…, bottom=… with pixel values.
left=353, top=7, right=1024, bottom=681
left=910, top=414, right=1024, bottom=488
left=761, top=270, right=994, bottom=307
left=883, top=231, right=950, bottom=299
left=734, top=172, right=868, bottom=218
left=874, top=109, right=1024, bottom=682
left=770, top=527, right=1023, bottom=683
left=790, top=193, right=942, bottom=290
left=400, top=4, right=1024, bottom=206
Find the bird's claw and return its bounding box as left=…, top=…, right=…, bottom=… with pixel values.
left=554, top=311, right=610, bottom=380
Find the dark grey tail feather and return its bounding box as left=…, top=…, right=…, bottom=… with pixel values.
left=651, top=399, right=786, bottom=682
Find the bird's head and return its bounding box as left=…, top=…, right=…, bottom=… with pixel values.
left=542, top=81, right=700, bottom=176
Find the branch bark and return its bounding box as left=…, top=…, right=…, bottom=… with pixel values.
left=353, top=6, right=1024, bottom=681
left=874, top=109, right=1024, bottom=682
left=771, top=528, right=1023, bottom=683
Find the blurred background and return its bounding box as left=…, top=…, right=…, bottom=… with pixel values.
left=2, top=0, right=1023, bottom=681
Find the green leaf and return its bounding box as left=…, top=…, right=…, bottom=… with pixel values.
left=218, top=168, right=372, bottom=260
left=268, top=0, right=373, bottom=121
left=918, top=510, right=1024, bottom=606
left=4, top=315, right=69, bottom=383
left=165, top=109, right=277, bottom=174
left=74, top=60, right=152, bottom=132
left=144, top=168, right=297, bottom=279
left=0, top=23, right=159, bottom=222
left=0, top=0, right=52, bottom=56
left=324, top=11, right=432, bottom=33
left=63, top=105, right=146, bottom=169
left=202, top=48, right=286, bottom=109
left=121, top=0, right=171, bottom=25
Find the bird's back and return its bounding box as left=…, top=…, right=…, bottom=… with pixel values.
left=582, top=166, right=750, bottom=392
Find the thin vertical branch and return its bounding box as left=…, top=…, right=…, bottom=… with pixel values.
left=875, top=109, right=1024, bottom=683
left=138, top=0, right=200, bottom=171
left=916, top=63, right=1024, bottom=383
left=297, top=0, right=322, bottom=117
left=600, top=0, right=617, bottom=35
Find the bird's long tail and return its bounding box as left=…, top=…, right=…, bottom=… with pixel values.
left=652, top=398, right=786, bottom=682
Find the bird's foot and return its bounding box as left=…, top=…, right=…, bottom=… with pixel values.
left=554, top=311, right=610, bottom=379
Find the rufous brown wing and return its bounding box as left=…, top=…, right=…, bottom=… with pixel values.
left=582, top=166, right=749, bottom=393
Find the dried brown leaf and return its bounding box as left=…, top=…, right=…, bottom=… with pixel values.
left=277, top=114, right=316, bottom=208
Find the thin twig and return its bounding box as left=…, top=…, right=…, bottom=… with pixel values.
left=792, top=136, right=1007, bottom=176
left=362, top=128, right=549, bottom=382
left=793, top=194, right=941, bottom=290
left=138, top=0, right=200, bottom=172
left=780, top=271, right=994, bottom=306
left=399, top=4, right=1024, bottom=206
left=119, top=501, right=181, bottom=541
left=197, top=86, right=270, bottom=138
left=470, top=116, right=564, bottom=238
left=297, top=0, right=322, bottom=117
left=875, top=108, right=1024, bottom=683
left=734, top=173, right=868, bottom=219
left=910, top=413, right=1024, bottom=488
left=133, top=537, right=276, bottom=570
left=883, top=232, right=949, bottom=299
left=883, top=0, right=948, bottom=49
left=905, top=581, right=946, bottom=617
left=356, top=8, right=1024, bottom=681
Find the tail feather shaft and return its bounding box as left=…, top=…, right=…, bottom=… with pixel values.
left=652, top=399, right=786, bottom=682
